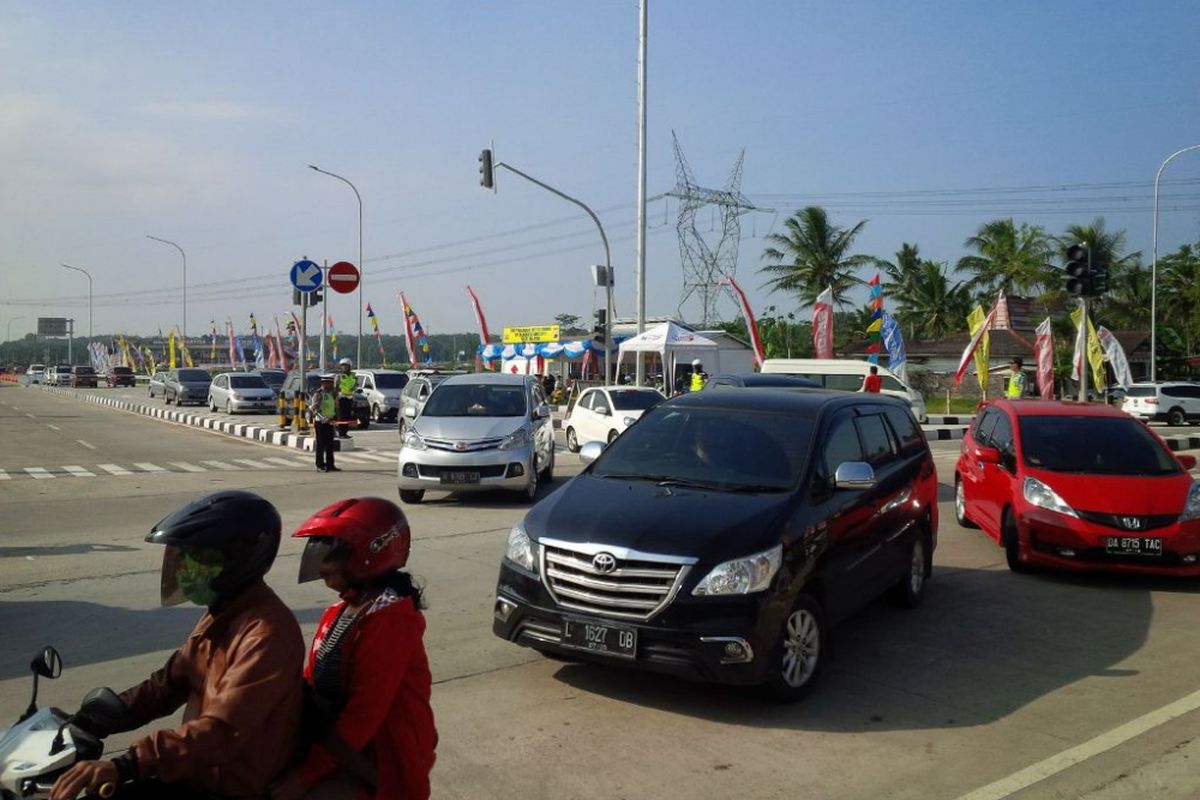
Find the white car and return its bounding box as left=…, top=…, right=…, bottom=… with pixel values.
left=761, top=358, right=928, bottom=423
left=207, top=372, right=276, bottom=414
left=25, top=364, right=45, bottom=385
left=355, top=368, right=410, bottom=423
left=564, top=386, right=664, bottom=451
left=1122, top=382, right=1200, bottom=427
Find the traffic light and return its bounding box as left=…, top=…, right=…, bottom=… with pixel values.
left=1065, top=244, right=1091, bottom=296
left=304, top=289, right=323, bottom=308
left=592, top=309, right=607, bottom=345
left=1090, top=255, right=1109, bottom=295
left=479, top=148, right=494, bottom=189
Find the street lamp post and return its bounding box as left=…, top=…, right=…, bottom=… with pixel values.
left=6, top=316, right=25, bottom=351
left=60, top=264, right=93, bottom=353
left=146, top=235, right=187, bottom=341
left=309, top=165, right=364, bottom=367
left=1151, top=144, right=1200, bottom=382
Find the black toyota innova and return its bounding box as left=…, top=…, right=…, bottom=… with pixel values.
left=493, top=388, right=939, bottom=700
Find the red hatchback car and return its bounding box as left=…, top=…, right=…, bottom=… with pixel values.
left=955, top=400, right=1200, bottom=576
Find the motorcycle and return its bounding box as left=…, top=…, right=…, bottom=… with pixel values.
left=0, top=647, right=127, bottom=800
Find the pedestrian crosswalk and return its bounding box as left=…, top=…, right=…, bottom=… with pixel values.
left=0, top=451, right=399, bottom=480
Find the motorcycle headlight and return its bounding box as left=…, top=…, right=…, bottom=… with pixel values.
left=504, top=521, right=538, bottom=573
left=1022, top=476, right=1078, bottom=518
left=1182, top=481, right=1200, bottom=522
left=402, top=428, right=427, bottom=451
left=692, top=545, right=782, bottom=596
left=499, top=427, right=530, bottom=451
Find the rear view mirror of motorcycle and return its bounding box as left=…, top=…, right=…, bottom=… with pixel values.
left=32, top=646, right=63, bottom=679
left=77, top=687, right=130, bottom=732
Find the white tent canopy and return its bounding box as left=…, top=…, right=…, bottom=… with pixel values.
left=617, top=322, right=720, bottom=387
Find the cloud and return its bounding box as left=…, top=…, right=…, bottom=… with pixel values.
left=139, top=100, right=272, bottom=122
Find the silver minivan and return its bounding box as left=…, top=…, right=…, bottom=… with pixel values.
left=208, top=372, right=276, bottom=414
left=397, top=373, right=554, bottom=503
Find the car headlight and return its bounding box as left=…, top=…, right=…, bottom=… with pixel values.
left=504, top=521, right=538, bottom=573
left=1022, top=476, right=1078, bottom=518
left=692, top=544, right=782, bottom=596
left=1182, top=481, right=1200, bottom=522
left=402, top=428, right=428, bottom=451
left=499, top=427, right=530, bottom=451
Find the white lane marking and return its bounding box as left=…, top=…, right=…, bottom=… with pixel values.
left=77, top=440, right=97, bottom=451
left=200, top=460, right=237, bottom=470
left=133, top=462, right=167, bottom=473
left=232, top=458, right=272, bottom=469
left=25, top=413, right=36, bottom=419
left=351, top=452, right=396, bottom=463
left=63, top=465, right=96, bottom=477
left=263, top=457, right=301, bottom=468
left=953, top=686, right=1200, bottom=800
left=168, top=462, right=207, bottom=473
left=25, top=467, right=54, bottom=479
left=97, top=463, right=132, bottom=476
left=47, top=424, right=61, bottom=431
left=332, top=453, right=374, bottom=464
left=0, top=469, right=8, bottom=480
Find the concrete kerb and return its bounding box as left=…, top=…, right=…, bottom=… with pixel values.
left=1163, top=434, right=1200, bottom=453
left=33, top=385, right=346, bottom=452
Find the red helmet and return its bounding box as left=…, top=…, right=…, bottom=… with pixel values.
left=294, top=497, right=411, bottom=585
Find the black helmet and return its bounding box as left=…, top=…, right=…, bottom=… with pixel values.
left=147, top=491, right=282, bottom=608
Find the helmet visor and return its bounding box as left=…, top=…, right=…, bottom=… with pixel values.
left=160, top=545, right=225, bottom=607
left=298, top=536, right=352, bottom=584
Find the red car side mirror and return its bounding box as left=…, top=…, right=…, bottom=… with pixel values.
left=1179, top=454, right=1198, bottom=470
left=976, top=446, right=1002, bottom=465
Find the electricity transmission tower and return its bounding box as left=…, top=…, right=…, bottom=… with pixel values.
left=669, top=131, right=758, bottom=326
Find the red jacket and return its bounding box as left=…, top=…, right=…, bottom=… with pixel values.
left=299, top=590, right=437, bottom=799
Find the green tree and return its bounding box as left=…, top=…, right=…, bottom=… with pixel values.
left=956, top=218, right=1054, bottom=297
left=760, top=206, right=872, bottom=308
left=1158, top=243, right=1200, bottom=358
left=893, top=260, right=972, bottom=341
left=554, top=313, right=586, bottom=335
left=874, top=242, right=924, bottom=301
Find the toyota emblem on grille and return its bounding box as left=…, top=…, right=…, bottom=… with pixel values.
left=592, top=552, right=617, bottom=574
left=454, top=441, right=467, bottom=451
left=1120, top=516, right=1143, bottom=530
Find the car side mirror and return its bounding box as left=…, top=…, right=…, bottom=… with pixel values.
left=404, top=406, right=417, bottom=419
left=579, top=441, right=605, bottom=465
left=596, top=406, right=611, bottom=417
left=533, top=404, right=550, bottom=420
left=833, top=462, right=876, bottom=490
left=1178, top=454, right=1197, bottom=470
left=976, top=446, right=1002, bottom=465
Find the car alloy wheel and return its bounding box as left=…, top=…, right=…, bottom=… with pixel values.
left=608, top=429, right=619, bottom=444
left=1003, top=510, right=1029, bottom=573
left=892, top=534, right=929, bottom=608
left=226, top=400, right=234, bottom=415
left=1168, top=407, right=1186, bottom=427
left=372, top=404, right=382, bottom=423
left=523, top=461, right=540, bottom=502
left=565, top=427, right=580, bottom=453
left=540, top=442, right=555, bottom=481
left=954, top=477, right=977, bottom=528
left=767, top=593, right=825, bottom=701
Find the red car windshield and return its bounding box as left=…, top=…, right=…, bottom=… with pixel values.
left=1019, top=416, right=1180, bottom=476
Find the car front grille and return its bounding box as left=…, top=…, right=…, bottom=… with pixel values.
left=425, top=437, right=504, bottom=452
left=1077, top=511, right=1179, bottom=532
left=417, top=464, right=507, bottom=479
left=539, top=540, right=694, bottom=622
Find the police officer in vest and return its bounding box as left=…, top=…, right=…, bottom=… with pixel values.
left=1006, top=357, right=1027, bottom=399
left=309, top=375, right=340, bottom=472
left=335, top=357, right=357, bottom=438
left=689, top=359, right=708, bottom=392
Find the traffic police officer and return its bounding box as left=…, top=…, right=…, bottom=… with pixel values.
left=689, top=359, right=708, bottom=392
left=309, top=375, right=340, bottom=472
left=336, top=357, right=357, bottom=438
left=1006, top=357, right=1027, bottom=399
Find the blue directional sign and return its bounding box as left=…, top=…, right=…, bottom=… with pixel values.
left=290, top=259, right=323, bottom=293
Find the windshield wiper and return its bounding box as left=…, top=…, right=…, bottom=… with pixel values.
left=654, top=477, right=726, bottom=491
left=723, top=483, right=789, bottom=493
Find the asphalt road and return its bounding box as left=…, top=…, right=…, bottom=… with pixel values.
left=4, top=383, right=1200, bottom=799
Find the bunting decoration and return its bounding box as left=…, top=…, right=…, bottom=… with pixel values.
left=866, top=274, right=883, bottom=365
left=399, top=293, right=432, bottom=366
left=956, top=293, right=1001, bottom=388
left=812, top=287, right=834, bottom=359
left=367, top=304, right=387, bottom=367
left=721, top=277, right=765, bottom=369
left=1034, top=317, right=1055, bottom=400
left=1097, top=327, right=1133, bottom=390
left=880, top=312, right=907, bottom=385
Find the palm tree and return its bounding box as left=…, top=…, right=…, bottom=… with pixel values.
left=1056, top=217, right=1139, bottom=272
left=1158, top=243, right=1200, bottom=356
left=1094, top=260, right=1150, bottom=330
left=956, top=218, right=1054, bottom=296
left=760, top=206, right=873, bottom=308
left=894, top=261, right=972, bottom=341
left=874, top=242, right=923, bottom=301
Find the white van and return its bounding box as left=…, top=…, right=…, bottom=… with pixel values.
left=760, top=358, right=927, bottom=423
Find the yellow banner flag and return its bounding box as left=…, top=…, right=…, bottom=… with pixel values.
left=168, top=329, right=177, bottom=369
left=144, top=347, right=157, bottom=376
left=967, top=306, right=990, bottom=397
left=1070, top=305, right=1106, bottom=389
left=176, top=328, right=194, bottom=368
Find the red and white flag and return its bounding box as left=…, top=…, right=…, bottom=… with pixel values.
left=812, top=287, right=834, bottom=359
left=1034, top=317, right=1054, bottom=400
left=954, top=296, right=1000, bottom=387
left=273, top=316, right=290, bottom=371
left=721, top=277, right=765, bottom=368
left=465, top=285, right=492, bottom=371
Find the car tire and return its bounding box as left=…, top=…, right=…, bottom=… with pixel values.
left=399, top=489, right=425, bottom=505
left=540, top=443, right=555, bottom=482
left=358, top=414, right=370, bottom=431
left=608, top=429, right=619, bottom=444
left=763, top=593, right=826, bottom=703
left=954, top=477, right=978, bottom=529
left=891, top=531, right=930, bottom=608
left=226, top=400, right=234, bottom=415
left=165, top=392, right=172, bottom=405
left=1003, top=509, right=1029, bottom=573
left=565, top=427, right=580, bottom=453
left=209, top=398, right=217, bottom=412
left=1168, top=407, right=1187, bottom=427
left=397, top=419, right=406, bottom=437
left=522, top=462, right=540, bottom=502
left=372, top=404, right=382, bottom=423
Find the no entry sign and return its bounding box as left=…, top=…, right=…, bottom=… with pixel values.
left=328, top=261, right=360, bottom=294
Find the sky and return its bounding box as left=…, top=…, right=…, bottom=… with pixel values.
left=2, top=0, right=1199, bottom=343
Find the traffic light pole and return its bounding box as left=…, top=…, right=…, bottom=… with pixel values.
left=1078, top=297, right=1088, bottom=403
left=491, top=161, right=613, bottom=383
left=319, top=261, right=328, bottom=374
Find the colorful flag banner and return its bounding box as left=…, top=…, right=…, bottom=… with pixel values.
left=866, top=274, right=883, bottom=364
left=466, top=285, right=492, bottom=371
left=273, top=316, right=290, bottom=371
left=721, top=277, right=765, bottom=368
left=226, top=319, right=237, bottom=368
left=209, top=320, right=218, bottom=364
left=1034, top=317, right=1055, bottom=400
left=167, top=328, right=177, bottom=369
left=880, top=311, right=907, bottom=385
left=367, top=303, right=387, bottom=367
left=1070, top=304, right=1105, bottom=390
left=812, top=287, right=834, bottom=359
left=249, top=314, right=264, bottom=369
left=399, top=293, right=432, bottom=366
left=957, top=296, right=1001, bottom=388
left=175, top=327, right=194, bottom=368
left=1096, top=327, right=1133, bottom=390
left=328, top=315, right=338, bottom=363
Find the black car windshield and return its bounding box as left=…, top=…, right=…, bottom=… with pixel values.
left=178, top=370, right=210, bottom=382
left=422, top=384, right=527, bottom=417
left=112, top=367, right=132, bottom=374
left=372, top=374, right=409, bottom=389
left=609, top=390, right=663, bottom=411
left=230, top=376, right=268, bottom=389
left=74, top=367, right=95, bottom=374
left=1019, top=416, right=1180, bottom=476
left=257, top=371, right=285, bottom=386
left=593, top=407, right=813, bottom=490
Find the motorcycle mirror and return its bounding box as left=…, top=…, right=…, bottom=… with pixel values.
left=32, top=646, right=63, bottom=679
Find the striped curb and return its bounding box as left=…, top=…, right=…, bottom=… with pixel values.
left=34, top=386, right=350, bottom=452
left=1163, top=434, right=1200, bottom=453
left=926, top=415, right=976, bottom=425
left=924, top=427, right=969, bottom=442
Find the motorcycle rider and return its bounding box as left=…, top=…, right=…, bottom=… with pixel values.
left=272, top=497, right=436, bottom=800
left=50, top=491, right=305, bottom=800
left=335, top=358, right=357, bottom=438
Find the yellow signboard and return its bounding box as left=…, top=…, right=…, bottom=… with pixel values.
left=503, top=325, right=561, bottom=344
